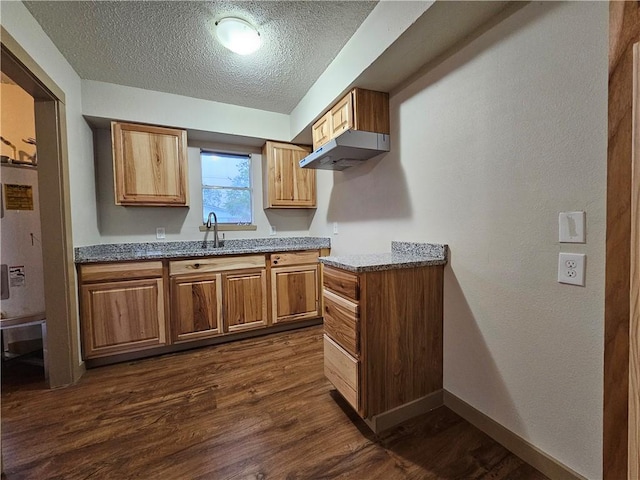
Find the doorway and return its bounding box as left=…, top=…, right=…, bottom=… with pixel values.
left=0, top=71, right=47, bottom=380
left=1, top=29, right=82, bottom=388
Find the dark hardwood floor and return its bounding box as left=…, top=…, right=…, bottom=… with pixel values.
left=1, top=326, right=547, bottom=479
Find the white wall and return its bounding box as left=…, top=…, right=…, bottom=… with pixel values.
left=93, top=129, right=315, bottom=243
left=309, top=3, right=607, bottom=478
left=0, top=1, right=99, bottom=247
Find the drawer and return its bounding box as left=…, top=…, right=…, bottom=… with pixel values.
left=80, top=261, right=163, bottom=283
left=323, top=289, right=359, bottom=357
left=170, top=255, right=265, bottom=276
left=270, top=250, right=319, bottom=267
left=323, top=266, right=359, bottom=301
left=324, top=335, right=359, bottom=414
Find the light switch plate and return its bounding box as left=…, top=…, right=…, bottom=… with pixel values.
left=558, top=253, right=586, bottom=286
left=559, top=211, right=585, bottom=243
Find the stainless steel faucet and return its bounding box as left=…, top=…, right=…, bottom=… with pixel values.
left=205, top=211, right=220, bottom=248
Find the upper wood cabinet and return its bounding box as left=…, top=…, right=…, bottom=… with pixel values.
left=262, top=141, right=316, bottom=208
left=311, top=112, right=331, bottom=150
left=111, top=121, right=189, bottom=206
left=312, top=88, right=390, bottom=151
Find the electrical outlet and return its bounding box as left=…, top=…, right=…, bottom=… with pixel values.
left=269, top=225, right=276, bottom=236
left=333, top=222, right=339, bottom=235
left=558, top=253, right=586, bottom=286
left=156, top=227, right=166, bottom=240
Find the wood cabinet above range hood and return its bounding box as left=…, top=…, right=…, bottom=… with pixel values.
left=300, top=88, right=390, bottom=171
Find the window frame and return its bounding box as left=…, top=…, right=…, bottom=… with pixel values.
left=199, top=149, right=255, bottom=230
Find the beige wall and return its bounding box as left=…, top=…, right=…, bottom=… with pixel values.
left=309, top=3, right=607, bottom=478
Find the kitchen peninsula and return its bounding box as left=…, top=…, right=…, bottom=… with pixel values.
left=320, top=241, right=448, bottom=432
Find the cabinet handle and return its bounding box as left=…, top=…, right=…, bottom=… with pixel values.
left=273, top=260, right=278, bottom=265
left=193, top=263, right=200, bottom=269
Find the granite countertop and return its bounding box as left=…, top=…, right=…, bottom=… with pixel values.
left=75, top=237, right=331, bottom=264
left=319, top=241, right=448, bottom=273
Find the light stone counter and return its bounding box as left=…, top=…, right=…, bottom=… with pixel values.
left=319, top=241, right=447, bottom=273
left=75, top=237, right=331, bottom=264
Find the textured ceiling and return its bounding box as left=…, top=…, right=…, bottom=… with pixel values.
left=23, top=1, right=377, bottom=114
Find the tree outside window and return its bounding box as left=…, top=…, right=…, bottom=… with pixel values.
left=201, top=152, right=252, bottom=224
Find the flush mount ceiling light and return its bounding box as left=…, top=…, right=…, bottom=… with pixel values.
left=215, top=17, right=261, bottom=55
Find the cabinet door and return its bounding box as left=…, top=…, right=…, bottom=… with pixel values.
left=312, top=111, right=331, bottom=151
left=262, top=141, right=316, bottom=208
left=351, top=88, right=390, bottom=135
left=330, top=92, right=354, bottom=138
left=171, top=274, right=222, bottom=342
left=81, top=278, right=167, bottom=359
left=223, top=269, right=268, bottom=332
left=271, top=264, right=320, bottom=323
left=112, top=121, right=189, bottom=206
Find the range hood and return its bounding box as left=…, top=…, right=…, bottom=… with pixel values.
left=299, top=130, right=390, bottom=171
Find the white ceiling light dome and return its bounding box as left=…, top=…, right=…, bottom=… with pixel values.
left=215, top=17, right=262, bottom=56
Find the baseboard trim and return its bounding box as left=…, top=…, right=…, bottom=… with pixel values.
left=365, top=389, right=444, bottom=433
left=443, top=390, right=586, bottom=480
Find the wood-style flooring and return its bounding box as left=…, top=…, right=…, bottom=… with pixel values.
left=1, top=326, right=547, bottom=479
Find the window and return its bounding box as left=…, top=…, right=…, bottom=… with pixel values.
left=201, top=151, right=252, bottom=224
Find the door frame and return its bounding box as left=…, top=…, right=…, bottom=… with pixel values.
left=605, top=2, right=640, bottom=479
left=629, top=42, right=640, bottom=480
left=1, top=27, right=83, bottom=387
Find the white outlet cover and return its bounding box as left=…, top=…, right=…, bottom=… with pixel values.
left=156, top=227, right=166, bottom=239
left=559, top=211, right=585, bottom=243
left=558, top=253, right=586, bottom=286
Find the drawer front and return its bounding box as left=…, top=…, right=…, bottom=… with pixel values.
left=323, top=289, right=359, bottom=357
left=270, top=250, right=319, bottom=267
left=323, top=266, right=359, bottom=301
left=324, top=335, right=359, bottom=414
left=170, top=255, right=265, bottom=276
left=80, top=261, right=163, bottom=283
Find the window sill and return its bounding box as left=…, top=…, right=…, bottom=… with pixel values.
left=199, top=224, right=257, bottom=232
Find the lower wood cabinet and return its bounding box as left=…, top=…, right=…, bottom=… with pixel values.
left=170, top=255, right=268, bottom=339
left=270, top=251, right=321, bottom=324
left=78, top=250, right=324, bottom=364
left=223, top=269, right=268, bottom=332
left=322, top=264, right=444, bottom=428
left=79, top=262, right=167, bottom=359
left=171, top=273, right=222, bottom=343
